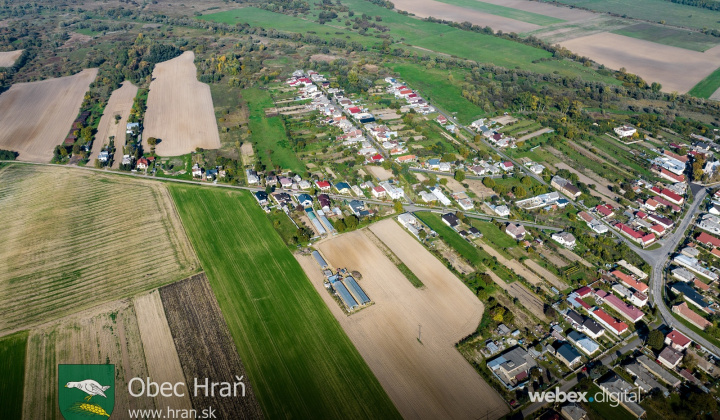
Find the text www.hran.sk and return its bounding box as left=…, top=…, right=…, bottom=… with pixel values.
left=128, top=407, right=217, bottom=419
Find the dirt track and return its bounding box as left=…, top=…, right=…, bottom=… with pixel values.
left=144, top=51, right=221, bottom=156
left=0, top=49, right=22, bottom=67
left=0, top=68, right=97, bottom=162
left=310, top=219, right=508, bottom=420
left=90, top=81, right=138, bottom=167
left=561, top=33, right=720, bottom=93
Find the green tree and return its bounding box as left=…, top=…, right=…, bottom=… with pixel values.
left=393, top=200, right=404, bottom=213
left=454, top=170, right=465, bottom=182
left=647, top=330, right=664, bottom=351
left=482, top=177, right=495, bottom=188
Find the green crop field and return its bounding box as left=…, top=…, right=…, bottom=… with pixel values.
left=611, top=23, right=720, bottom=52
left=0, top=331, right=28, bottom=420
left=437, top=0, right=565, bottom=25
left=242, top=87, right=306, bottom=174
left=550, top=0, right=720, bottom=32
left=167, top=185, right=400, bottom=420
left=388, top=63, right=485, bottom=124
left=689, top=66, right=720, bottom=99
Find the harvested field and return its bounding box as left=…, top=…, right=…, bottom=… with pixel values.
left=518, top=127, right=553, bottom=142
left=0, top=69, right=97, bottom=162
left=90, top=81, right=138, bottom=165
left=391, top=0, right=540, bottom=33
left=240, top=141, right=255, bottom=166
left=477, top=241, right=542, bottom=285
left=465, top=178, right=496, bottom=199
left=0, top=165, right=199, bottom=335
left=365, top=164, right=394, bottom=181
left=374, top=108, right=402, bottom=120
left=313, top=220, right=509, bottom=420
left=556, top=247, right=593, bottom=267
left=523, top=259, right=567, bottom=290
left=560, top=33, right=720, bottom=93
left=22, top=299, right=156, bottom=420
left=485, top=270, right=547, bottom=321
left=539, top=247, right=571, bottom=268
left=133, top=290, right=193, bottom=411
left=0, top=49, right=22, bottom=67
left=310, top=53, right=341, bottom=62
left=160, top=273, right=263, bottom=419
left=438, top=175, right=466, bottom=193
left=144, top=51, right=221, bottom=155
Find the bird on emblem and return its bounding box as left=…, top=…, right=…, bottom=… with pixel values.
left=65, top=380, right=111, bottom=402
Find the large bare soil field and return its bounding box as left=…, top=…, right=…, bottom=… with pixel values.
left=0, top=69, right=97, bottom=162
left=22, top=298, right=156, bottom=419
left=89, top=81, right=138, bottom=166
left=561, top=33, right=720, bottom=93
left=133, top=290, right=193, bottom=411
left=0, top=165, right=199, bottom=335
left=0, top=49, right=22, bottom=67
left=311, top=219, right=508, bottom=420
left=144, top=51, right=221, bottom=155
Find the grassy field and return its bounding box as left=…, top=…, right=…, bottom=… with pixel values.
left=242, top=87, right=306, bottom=174
left=0, top=331, right=28, bottom=420
left=551, top=0, right=720, bottom=31
left=437, top=0, right=565, bottom=25
left=203, top=3, right=618, bottom=84
left=470, top=220, right=518, bottom=249
left=0, top=165, right=199, bottom=335
left=611, top=23, right=719, bottom=52
left=167, top=185, right=400, bottom=420
left=388, top=63, right=485, bottom=124
left=688, top=66, right=720, bottom=99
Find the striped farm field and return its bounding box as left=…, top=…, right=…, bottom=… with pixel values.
left=0, top=331, right=28, bottom=420
left=167, top=185, right=400, bottom=420
left=0, top=165, right=199, bottom=336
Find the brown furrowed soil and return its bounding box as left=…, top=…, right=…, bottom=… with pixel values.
left=133, top=290, right=193, bottom=411
left=160, top=273, right=263, bottom=420
left=22, top=299, right=156, bottom=419
left=556, top=247, right=593, bottom=267
left=561, top=33, right=720, bottom=93
left=311, top=220, right=509, bottom=420
left=0, top=69, right=98, bottom=162
left=0, top=165, right=199, bottom=335
left=523, top=259, right=567, bottom=291
left=485, top=270, right=548, bottom=322
left=0, top=49, right=22, bottom=67
left=144, top=51, right=221, bottom=156
left=89, top=81, right=138, bottom=167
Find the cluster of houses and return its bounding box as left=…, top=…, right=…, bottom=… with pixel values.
left=470, top=118, right=516, bottom=149
left=385, top=77, right=435, bottom=115
left=440, top=212, right=482, bottom=240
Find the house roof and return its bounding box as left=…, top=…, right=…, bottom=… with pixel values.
left=673, top=302, right=711, bottom=328
left=566, top=310, right=584, bottom=325
left=612, top=270, right=649, bottom=293
left=575, top=286, right=592, bottom=297
left=658, top=346, right=683, bottom=365
left=335, top=182, right=351, bottom=190
left=697, top=232, right=720, bottom=247
left=694, top=278, right=711, bottom=291
left=316, top=181, right=331, bottom=188
left=592, top=309, right=628, bottom=334
left=582, top=318, right=604, bottom=335
left=556, top=343, right=582, bottom=363
left=666, top=330, right=691, bottom=348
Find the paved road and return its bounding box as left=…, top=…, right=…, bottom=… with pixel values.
left=409, top=167, right=502, bottom=180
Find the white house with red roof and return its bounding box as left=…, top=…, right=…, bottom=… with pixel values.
left=372, top=185, right=386, bottom=198
left=611, top=270, right=649, bottom=294
left=367, top=153, right=384, bottom=163
left=665, top=330, right=691, bottom=351
left=696, top=232, right=720, bottom=248
left=591, top=308, right=628, bottom=336
left=500, top=161, right=514, bottom=172
left=315, top=180, right=331, bottom=192
left=596, top=204, right=614, bottom=218
left=136, top=157, right=149, bottom=170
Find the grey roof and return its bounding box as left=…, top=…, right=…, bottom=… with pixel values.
left=489, top=346, right=532, bottom=373
left=598, top=374, right=646, bottom=418
left=566, top=309, right=584, bottom=326
left=582, top=318, right=604, bottom=335
left=556, top=343, right=582, bottom=365
left=561, top=403, right=587, bottom=420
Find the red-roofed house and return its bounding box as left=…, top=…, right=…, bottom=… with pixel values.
left=616, top=223, right=643, bottom=243
left=647, top=213, right=674, bottom=229
left=645, top=198, right=659, bottom=211
left=591, top=309, right=628, bottom=335
left=368, top=153, right=384, bottom=163
left=348, top=106, right=361, bottom=114
left=665, top=330, right=691, bottom=351
left=576, top=286, right=592, bottom=298
left=673, top=302, right=711, bottom=330
left=372, top=185, right=386, bottom=198
left=501, top=161, right=514, bottom=171
left=697, top=232, right=720, bottom=248
left=640, top=233, right=656, bottom=246
left=316, top=181, right=331, bottom=191
left=578, top=211, right=594, bottom=223
left=694, top=278, right=711, bottom=291
left=600, top=293, right=645, bottom=322
left=664, top=149, right=689, bottom=163
left=660, top=168, right=686, bottom=183
left=651, top=225, right=666, bottom=236
left=653, top=196, right=681, bottom=212
left=436, top=115, right=448, bottom=124
left=636, top=211, right=648, bottom=219
left=136, top=157, right=149, bottom=170
left=611, top=270, right=649, bottom=293
left=596, top=204, right=614, bottom=218
left=660, top=188, right=684, bottom=205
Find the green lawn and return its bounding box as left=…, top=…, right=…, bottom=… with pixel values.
left=579, top=383, right=638, bottom=420
left=688, top=66, right=720, bottom=99
left=611, top=23, right=720, bottom=52
left=168, top=185, right=400, bottom=420
left=388, top=63, right=485, bottom=124
left=0, top=331, right=28, bottom=420
left=470, top=220, right=518, bottom=249
left=551, top=0, right=720, bottom=32
left=242, top=87, right=305, bottom=174
left=437, top=0, right=565, bottom=25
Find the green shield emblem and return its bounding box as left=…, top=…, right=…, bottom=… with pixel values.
left=59, top=364, right=115, bottom=419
